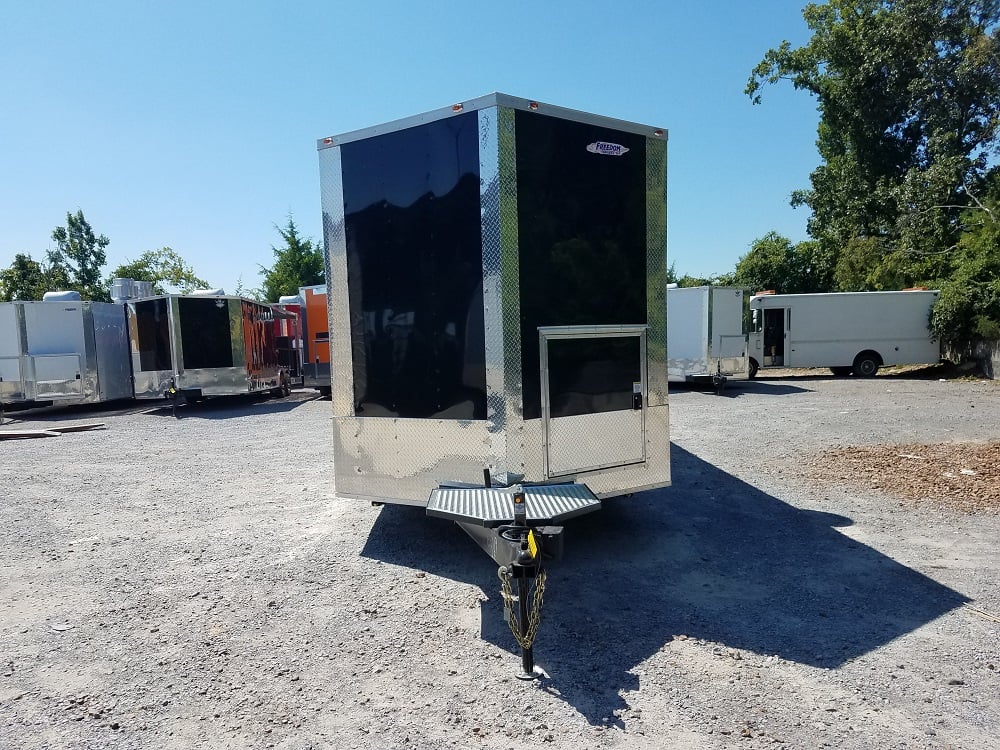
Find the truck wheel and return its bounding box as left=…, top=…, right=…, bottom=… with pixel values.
left=830, top=366, right=853, bottom=377
left=748, top=358, right=759, bottom=380
left=852, top=353, right=881, bottom=378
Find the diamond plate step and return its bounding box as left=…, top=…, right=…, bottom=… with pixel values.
left=426, top=483, right=602, bottom=527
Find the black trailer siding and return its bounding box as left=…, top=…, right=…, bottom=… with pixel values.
left=340, top=112, right=487, bottom=420
left=515, top=111, right=648, bottom=420
left=134, top=298, right=172, bottom=372
left=547, top=336, right=642, bottom=419
left=178, top=297, right=234, bottom=370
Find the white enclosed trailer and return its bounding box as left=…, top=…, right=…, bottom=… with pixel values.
left=748, top=290, right=941, bottom=377
left=0, top=298, right=132, bottom=409
left=667, top=285, right=748, bottom=389
left=318, top=93, right=669, bottom=676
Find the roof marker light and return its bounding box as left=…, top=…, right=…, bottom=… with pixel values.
left=528, top=101, right=539, bottom=110
left=452, top=103, right=464, bottom=112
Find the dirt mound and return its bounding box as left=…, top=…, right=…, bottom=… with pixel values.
left=811, top=441, right=1000, bottom=513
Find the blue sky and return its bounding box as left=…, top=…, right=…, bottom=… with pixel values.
left=0, top=1, right=819, bottom=297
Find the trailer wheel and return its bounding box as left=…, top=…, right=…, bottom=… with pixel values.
left=748, top=358, right=759, bottom=380
left=852, top=352, right=881, bottom=378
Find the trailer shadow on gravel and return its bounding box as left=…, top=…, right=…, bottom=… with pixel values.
left=0, top=391, right=324, bottom=425
left=140, top=392, right=324, bottom=420
left=360, top=442, right=969, bottom=726
left=672, top=380, right=813, bottom=397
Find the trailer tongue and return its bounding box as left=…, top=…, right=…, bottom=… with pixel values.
left=428, top=480, right=600, bottom=677
left=318, top=93, right=670, bottom=675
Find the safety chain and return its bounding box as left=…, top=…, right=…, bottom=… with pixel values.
left=498, top=566, right=547, bottom=650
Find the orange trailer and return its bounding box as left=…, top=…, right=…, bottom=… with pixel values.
left=298, top=285, right=331, bottom=395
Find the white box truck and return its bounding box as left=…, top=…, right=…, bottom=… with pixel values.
left=748, top=289, right=941, bottom=378
left=667, top=285, right=748, bottom=389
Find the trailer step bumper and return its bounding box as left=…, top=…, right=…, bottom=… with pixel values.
left=426, top=483, right=601, bottom=527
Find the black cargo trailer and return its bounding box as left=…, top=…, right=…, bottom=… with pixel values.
left=318, top=94, right=670, bottom=676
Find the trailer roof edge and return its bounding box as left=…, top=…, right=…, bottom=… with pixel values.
left=317, top=92, right=668, bottom=150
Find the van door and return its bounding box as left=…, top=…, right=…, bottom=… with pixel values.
left=540, top=325, right=646, bottom=479
left=762, top=307, right=787, bottom=367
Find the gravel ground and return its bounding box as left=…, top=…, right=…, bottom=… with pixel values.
left=1, top=373, right=999, bottom=750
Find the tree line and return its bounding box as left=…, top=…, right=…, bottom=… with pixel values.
left=724, top=0, right=999, bottom=353
left=0, top=212, right=323, bottom=304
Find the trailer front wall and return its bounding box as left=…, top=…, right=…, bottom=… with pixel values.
left=89, top=303, right=133, bottom=401
left=321, top=96, right=669, bottom=505
left=23, top=303, right=88, bottom=401
left=666, top=286, right=711, bottom=380
left=173, top=297, right=278, bottom=396
left=710, top=287, right=749, bottom=377
left=300, top=285, right=330, bottom=387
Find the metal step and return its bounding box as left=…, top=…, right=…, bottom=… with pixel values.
left=426, top=483, right=602, bottom=527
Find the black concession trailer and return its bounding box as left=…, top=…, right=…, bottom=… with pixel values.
left=127, top=293, right=295, bottom=411
left=318, top=93, right=670, bottom=676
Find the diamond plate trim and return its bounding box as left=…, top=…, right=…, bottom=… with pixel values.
left=427, top=483, right=601, bottom=527
left=318, top=146, right=354, bottom=417
left=646, top=136, right=669, bottom=407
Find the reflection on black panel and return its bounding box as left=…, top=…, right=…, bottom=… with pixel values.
left=179, top=297, right=233, bottom=370
left=134, top=298, right=171, bottom=372
left=275, top=336, right=301, bottom=377
left=340, top=112, right=486, bottom=420
left=547, top=337, right=640, bottom=418
left=515, top=111, right=648, bottom=420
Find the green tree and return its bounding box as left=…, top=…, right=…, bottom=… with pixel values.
left=930, top=169, right=1000, bottom=350
left=676, top=274, right=715, bottom=287
left=731, top=231, right=837, bottom=293
left=232, top=275, right=261, bottom=301
left=108, top=248, right=209, bottom=295
left=0, top=254, right=50, bottom=301
left=748, top=0, right=1000, bottom=280
left=665, top=260, right=679, bottom=286
left=49, top=209, right=111, bottom=301
left=258, top=215, right=324, bottom=303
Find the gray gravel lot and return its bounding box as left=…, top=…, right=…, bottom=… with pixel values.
left=1, top=374, right=998, bottom=749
